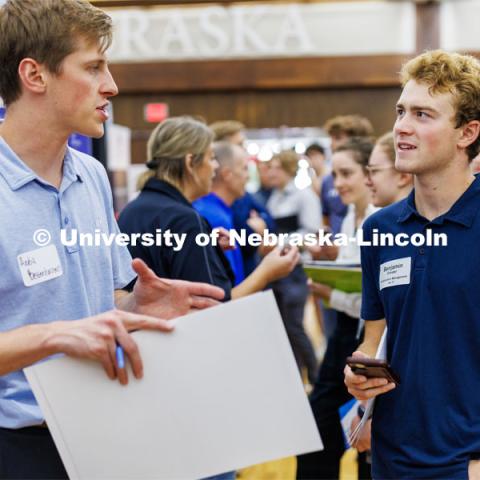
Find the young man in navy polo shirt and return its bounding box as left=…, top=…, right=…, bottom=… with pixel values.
left=345, top=50, right=480, bottom=479
left=0, top=1, right=223, bottom=478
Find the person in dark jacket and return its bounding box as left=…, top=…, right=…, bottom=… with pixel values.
left=119, top=116, right=299, bottom=302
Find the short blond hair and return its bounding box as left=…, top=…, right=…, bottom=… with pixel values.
left=272, top=150, right=299, bottom=178
left=0, top=0, right=112, bottom=106
left=137, top=116, right=214, bottom=190
left=209, top=120, right=245, bottom=142
left=324, top=115, right=374, bottom=139
left=400, top=50, right=480, bottom=160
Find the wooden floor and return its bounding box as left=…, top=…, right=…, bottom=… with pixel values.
left=237, top=296, right=359, bottom=480
left=237, top=449, right=357, bottom=480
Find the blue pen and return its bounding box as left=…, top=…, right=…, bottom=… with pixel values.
left=115, top=344, right=125, bottom=369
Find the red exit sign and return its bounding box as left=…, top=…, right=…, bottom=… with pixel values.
left=144, top=103, right=169, bottom=123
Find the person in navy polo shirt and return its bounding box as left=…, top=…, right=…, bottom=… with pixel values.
left=0, top=1, right=224, bottom=478
left=345, top=50, right=480, bottom=479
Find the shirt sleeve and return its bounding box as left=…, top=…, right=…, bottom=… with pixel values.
left=360, top=217, right=385, bottom=320
left=298, top=188, right=323, bottom=234
left=330, top=289, right=362, bottom=318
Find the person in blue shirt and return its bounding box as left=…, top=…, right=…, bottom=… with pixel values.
left=194, top=142, right=250, bottom=285
left=345, top=50, right=480, bottom=479
left=208, top=119, right=277, bottom=276
left=0, top=2, right=224, bottom=478
left=231, top=190, right=278, bottom=276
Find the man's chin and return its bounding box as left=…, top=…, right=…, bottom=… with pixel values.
left=395, top=160, right=416, bottom=175
left=76, top=124, right=105, bottom=139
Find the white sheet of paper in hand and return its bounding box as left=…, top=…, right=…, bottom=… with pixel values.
left=24, top=291, right=322, bottom=480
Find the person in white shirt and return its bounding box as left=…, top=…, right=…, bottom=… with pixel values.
left=267, top=150, right=322, bottom=385
left=309, top=137, right=377, bottom=317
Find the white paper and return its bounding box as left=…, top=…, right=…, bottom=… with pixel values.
left=340, top=399, right=360, bottom=448
left=25, top=291, right=322, bottom=480
left=349, top=328, right=387, bottom=445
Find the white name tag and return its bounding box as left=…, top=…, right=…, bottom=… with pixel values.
left=17, top=245, right=63, bottom=287
left=379, top=257, right=411, bottom=291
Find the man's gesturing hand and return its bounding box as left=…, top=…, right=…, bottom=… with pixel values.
left=344, top=350, right=396, bottom=401
left=51, top=310, right=174, bottom=385
left=131, top=258, right=225, bottom=319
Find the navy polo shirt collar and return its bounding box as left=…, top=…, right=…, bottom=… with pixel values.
left=143, top=178, right=191, bottom=207
left=397, top=175, right=480, bottom=228
left=0, top=137, right=82, bottom=191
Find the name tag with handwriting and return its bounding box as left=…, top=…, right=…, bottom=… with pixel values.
left=17, top=245, right=63, bottom=287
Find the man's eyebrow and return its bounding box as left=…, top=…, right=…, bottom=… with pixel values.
left=396, top=102, right=439, bottom=114
left=84, top=58, right=106, bottom=65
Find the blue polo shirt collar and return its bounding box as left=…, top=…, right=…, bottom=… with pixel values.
left=397, top=175, right=480, bottom=227
left=0, top=137, right=82, bottom=191
left=62, top=147, right=83, bottom=186
left=204, top=192, right=231, bottom=211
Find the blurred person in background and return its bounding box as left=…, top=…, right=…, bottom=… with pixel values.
left=297, top=137, right=376, bottom=480
left=119, top=116, right=298, bottom=303
left=210, top=119, right=277, bottom=276
left=209, top=120, right=246, bottom=147
left=193, top=142, right=250, bottom=285
left=316, top=115, right=375, bottom=343
left=365, top=132, right=413, bottom=208
left=322, top=115, right=374, bottom=234
left=267, top=150, right=322, bottom=385
left=254, top=159, right=275, bottom=207
left=305, top=143, right=327, bottom=197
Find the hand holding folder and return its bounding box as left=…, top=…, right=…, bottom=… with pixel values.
left=303, top=261, right=362, bottom=293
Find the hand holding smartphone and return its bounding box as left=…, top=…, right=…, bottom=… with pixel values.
left=346, top=356, right=401, bottom=385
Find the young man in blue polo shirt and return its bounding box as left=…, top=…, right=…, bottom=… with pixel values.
left=0, top=1, right=223, bottom=478
left=345, top=50, right=480, bottom=479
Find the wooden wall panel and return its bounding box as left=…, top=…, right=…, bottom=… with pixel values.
left=112, top=86, right=401, bottom=164
left=110, top=55, right=408, bottom=94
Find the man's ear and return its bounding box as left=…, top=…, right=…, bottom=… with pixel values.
left=184, top=154, right=194, bottom=175
left=397, top=172, right=413, bottom=189
left=221, top=167, right=232, bottom=182
left=18, top=58, right=48, bottom=95
left=458, top=120, right=480, bottom=150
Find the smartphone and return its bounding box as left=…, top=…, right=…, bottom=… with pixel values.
left=346, top=356, right=401, bottom=385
